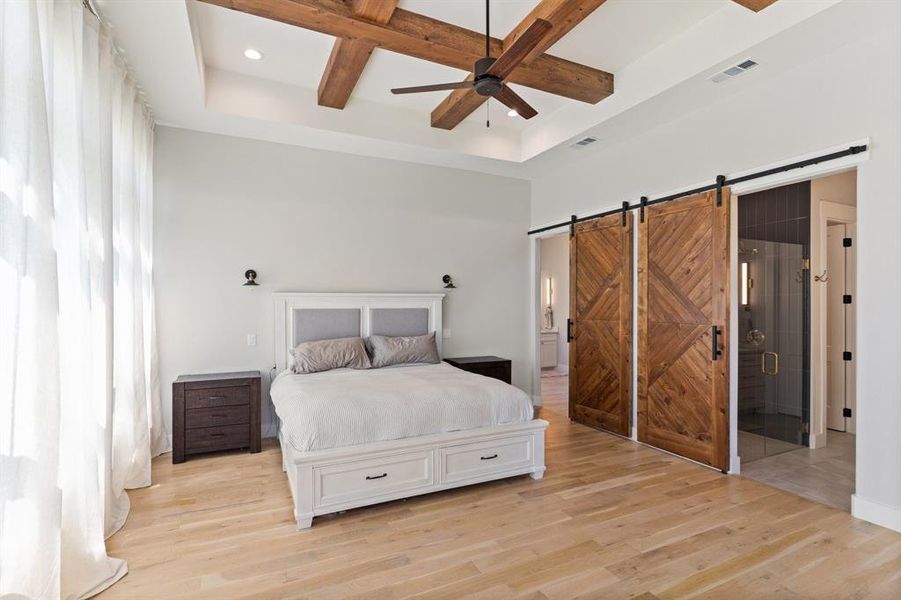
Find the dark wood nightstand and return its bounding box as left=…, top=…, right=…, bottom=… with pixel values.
left=444, top=356, right=511, bottom=384
left=172, top=371, right=261, bottom=464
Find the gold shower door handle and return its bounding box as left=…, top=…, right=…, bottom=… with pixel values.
left=761, top=351, right=779, bottom=376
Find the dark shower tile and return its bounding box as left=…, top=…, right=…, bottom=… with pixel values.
left=798, top=217, right=810, bottom=244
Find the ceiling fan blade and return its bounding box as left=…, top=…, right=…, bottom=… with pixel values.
left=486, top=18, right=552, bottom=80
left=391, top=81, right=475, bottom=95
left=495, top=85, right=538, bottom=119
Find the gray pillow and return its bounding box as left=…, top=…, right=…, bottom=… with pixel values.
left=367, top=333, right=439, bottom=368
left=291, top=337, right=371, bottom=374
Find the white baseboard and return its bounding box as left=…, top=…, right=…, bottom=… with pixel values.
left=809, top=431, right=826, bottom=449
left=555, top=364, right=569, bottom=374
left=852, top=494, right=901, bottom=532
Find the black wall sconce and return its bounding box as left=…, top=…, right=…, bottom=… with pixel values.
left=243, top=269, right=259, bottom=286
left=442, top=274, right=456, bottom=289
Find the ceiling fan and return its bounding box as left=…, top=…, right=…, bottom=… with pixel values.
left=390, top=0, right=551, bottom=121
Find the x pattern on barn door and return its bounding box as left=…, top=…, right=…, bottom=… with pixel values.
left=638, top=190, right=730, bottom=471
left=569, top=214, right=632, bottom=437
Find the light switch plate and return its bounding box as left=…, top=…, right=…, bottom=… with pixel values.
left=247, top=334, right=257, bottom=347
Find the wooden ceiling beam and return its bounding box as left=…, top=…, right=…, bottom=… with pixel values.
left=198, top=0, right=614, bottom=105
left=504, top=0, right=608, bottom=65
left=317, top=0, right=397, bottom=109
left=731, top=0, right=778, bottom=12
left=431, top=0, right=610, bottom=130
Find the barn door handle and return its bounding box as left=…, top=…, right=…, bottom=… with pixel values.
left=567, top=318, right=574, bottom=342
left=712, top=326, right=723, bottom=360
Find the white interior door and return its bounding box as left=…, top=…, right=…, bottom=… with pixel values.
left=825, top=223, right=856, bottom=433
left=845, top=223, right=856, bottom=434
left=826, top=225, right=846, bottom=431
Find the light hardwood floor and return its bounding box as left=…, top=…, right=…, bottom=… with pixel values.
left=102, top=380, right=900, bottom=599
left=539, top=371, right=568, bottom=416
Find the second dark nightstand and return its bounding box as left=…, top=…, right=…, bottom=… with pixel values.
left=444, top=356, right=511, bottom=384
left=172, top=371, right=261, bottom=464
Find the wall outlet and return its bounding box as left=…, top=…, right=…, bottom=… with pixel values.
left=247, top=334, right=257, bottom=347
left=442, top=328, right=451, bottom=339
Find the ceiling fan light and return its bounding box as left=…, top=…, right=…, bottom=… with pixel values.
left=243, top=48, right=264, bottom=61
left=507, top=109, right=519, bottom=118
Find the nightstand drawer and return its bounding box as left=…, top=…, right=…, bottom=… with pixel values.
left=185, top=386, right=249, bottom=409
left=444, top=356, right=512, bottom=384
left=185, top=424, right=250, bottom=452
left=186, top=405, right=250, bottom=429
left=472, top=365, right=509, bottom=382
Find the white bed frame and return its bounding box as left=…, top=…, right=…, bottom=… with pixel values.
left=273, top=292, right=548, bottom=529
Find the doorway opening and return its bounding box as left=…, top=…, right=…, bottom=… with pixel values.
left=537, top=232, right=569, bottom=417
left=736, top=170, right=857, bottom=511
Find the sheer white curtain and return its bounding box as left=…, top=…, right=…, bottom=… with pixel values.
left=0, top=1, right=165, bottom=598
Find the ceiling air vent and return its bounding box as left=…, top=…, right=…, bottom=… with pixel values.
left=570, top=136, right=598, bottom=149
left=710, top=59, right=758, bottom=83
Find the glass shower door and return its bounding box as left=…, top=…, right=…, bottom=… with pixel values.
left=738, top=239, right=810, bottom=462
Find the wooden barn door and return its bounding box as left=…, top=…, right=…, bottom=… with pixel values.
left=638, top=190, right=730, bottom=471
left=568, top=213, right=632, bottom=437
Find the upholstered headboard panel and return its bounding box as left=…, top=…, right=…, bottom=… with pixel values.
left=273, top=293, right=444, bottom=371
left=370, top=308, right=429, bottom=337
left=292, top=308, right=361, bottom=346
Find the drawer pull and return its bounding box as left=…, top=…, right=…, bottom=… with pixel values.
left=480, top=454, right=498, bottom=461
left=210, top=433, right=226, bottom=438
left=207, top=396, right=224, bottom=401
left=365, top=473, right=388, bottom=480
left=211, top=414, right=226, bottom=418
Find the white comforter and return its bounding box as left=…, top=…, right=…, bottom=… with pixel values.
left=270, top=362, right=534, bottom=453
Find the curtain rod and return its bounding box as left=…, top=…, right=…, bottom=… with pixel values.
left=527, top=144, right=867, bottom=236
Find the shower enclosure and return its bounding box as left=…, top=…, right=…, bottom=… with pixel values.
left=737, top=182, right=811, bottom=464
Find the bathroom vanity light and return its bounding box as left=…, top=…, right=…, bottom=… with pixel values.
left=740, top=262, right=749, bottom=305
left=544, top=276, right=554, bottom=329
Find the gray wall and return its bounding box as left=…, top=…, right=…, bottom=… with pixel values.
left=153, top=126, right=532, bottom=439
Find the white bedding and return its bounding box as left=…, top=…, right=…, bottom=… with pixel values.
left=270, top=362, right=534, bottom=453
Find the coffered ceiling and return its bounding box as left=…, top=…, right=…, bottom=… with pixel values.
left=95, top=0, right=840, bottom=177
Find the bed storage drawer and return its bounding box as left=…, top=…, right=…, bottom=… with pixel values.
left=440, top=435, right=533, bottom=484
left=315, top=451, right=434, bottom=509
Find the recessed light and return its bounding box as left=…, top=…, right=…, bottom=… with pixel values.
left=507, top=109, right=519, bottom=118
left=244, top=48, right=263, bottom=61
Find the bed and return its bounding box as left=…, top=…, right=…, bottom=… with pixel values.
left=272, top=293, right=548, bottom=529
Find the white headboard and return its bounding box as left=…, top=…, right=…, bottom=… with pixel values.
left=273, top=293, right=445, bottom=372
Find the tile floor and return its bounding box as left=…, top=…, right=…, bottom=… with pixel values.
left=740, top=429, right=856, bottom=512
